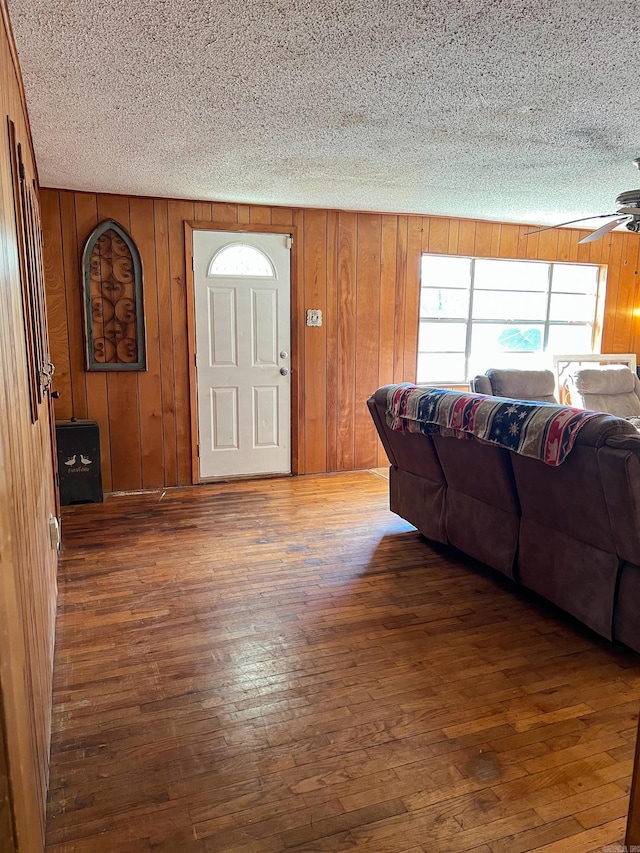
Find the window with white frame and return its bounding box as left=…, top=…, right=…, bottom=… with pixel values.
left=417, top=255, right=603, bottom=384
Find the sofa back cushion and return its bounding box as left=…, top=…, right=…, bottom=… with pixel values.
left=432, top=435, right=520, bottom=578
left=567, top=365, right=640, bottom=417
left=508, top=415, right=636, bottom=639
left=485, top=368, right=557, bottom=403
left=368, top=389, right=447, bottom=544
left=509, top=412, right=636, bottom=547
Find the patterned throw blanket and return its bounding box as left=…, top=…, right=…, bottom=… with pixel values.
left=386, top=384, right=600, bottom=466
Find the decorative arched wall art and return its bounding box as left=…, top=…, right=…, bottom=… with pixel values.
left=81, top=220, right=146, bottom=370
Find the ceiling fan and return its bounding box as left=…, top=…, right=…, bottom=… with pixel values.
left=525, top=159, right=640, bottom=244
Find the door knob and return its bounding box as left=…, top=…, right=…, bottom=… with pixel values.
left=280, top=367, right=289, bottom=376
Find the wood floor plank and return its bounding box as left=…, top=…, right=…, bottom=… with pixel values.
left=45, top=472, right=640, bottom=852
left=574, top=793, right=629, bottom=829
left=526, top=817, right=626, bottom=852
left=535, top=782, right=628, bottom=823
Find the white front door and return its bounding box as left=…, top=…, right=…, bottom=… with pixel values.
left=193, top=230, right=291, bottom=479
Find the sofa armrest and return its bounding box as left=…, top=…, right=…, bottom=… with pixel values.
left=470, top=375, right=492, bottom=394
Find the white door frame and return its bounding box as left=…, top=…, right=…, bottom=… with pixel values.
left=185, top=221, right=300, bottom=483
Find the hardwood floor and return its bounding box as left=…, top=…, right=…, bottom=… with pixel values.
left=46, top=471, right=640, bottom=852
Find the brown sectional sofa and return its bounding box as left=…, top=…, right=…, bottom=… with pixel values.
left=368, top=384, right=640, bottom=653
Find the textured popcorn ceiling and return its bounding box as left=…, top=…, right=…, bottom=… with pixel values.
left=8, top=0, right=640, bottom=225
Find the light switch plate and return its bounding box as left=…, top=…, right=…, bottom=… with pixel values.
left=306, top=309, right=322, bottom=327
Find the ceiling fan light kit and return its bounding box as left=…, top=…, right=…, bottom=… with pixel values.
left=525, top=161, right=640, bottom=244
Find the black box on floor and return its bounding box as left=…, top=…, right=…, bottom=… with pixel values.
left=56, top=419, right=103, bottom=505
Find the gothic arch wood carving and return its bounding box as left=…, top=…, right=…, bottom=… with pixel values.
left=81, top=220, right=145, bottom=370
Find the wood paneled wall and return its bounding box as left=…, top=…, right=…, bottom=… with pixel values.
left=41, top=190, right=640, bottom=490
left=0, top=2, right=58, bottom=850
left=0, top=705, right=13, bottom=849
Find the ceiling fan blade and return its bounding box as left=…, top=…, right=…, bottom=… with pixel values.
left=525, top=213, right=618, bottom=237
left=616, top=206, right=640, bottom=216
left=577, top=217, right=628, bottom=244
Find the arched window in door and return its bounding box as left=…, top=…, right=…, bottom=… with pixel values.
left=208, top=243, right=275, bottom=278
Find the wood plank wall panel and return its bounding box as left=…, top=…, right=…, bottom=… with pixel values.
left=377, top=216, right=398, bottom=461
left=379, top=216, right=397, bottom=384
left=130, top=197, right=164, bottom=489
left=499, top=222, right=519, bottom=258
left=613, top=237, right=640, bottom=354
left=336, top=211, right=357, bottom=471
left=393, top=216, right=409, bottom=381
left=167, top=200, right=194, bottom=487
left=325, top=210, right=339, bottom=472
left=97, top=194, right=142, bottom=492
left=41, top=193, right=71, bottom=418
left=473, top=219, right=492, bottom=257
left=59, top=191, right=87, bottom=419
left=0, top=704, right=14, bottom=851
left=303, top=208, right=328, bottom=474
left=75, top=193, right=114, bottom=491
left=291, top=208, right=305, bottom=475
left=354, top=213, right=381, bottom=469
left=153, top=199, right=177, bottom=489
left=42, top=189, right=640, bottom=484
left=404, top=218, right=422, bottom=381
left=427, top=215, right=448, bottom=253
left=0, top=3, right=58, bottom=850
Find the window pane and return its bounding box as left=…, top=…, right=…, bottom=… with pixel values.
left=552, top=263, right=599, bottom=294
left=473, top=289, right=547, bottom=321
left=549, top=292, right=596, bottom=322
left=475, top=259, right=548, bottom=291
left=547, top=324, right=594, bottom=354
left=418, top=253, right=602, bottom=384
left=420, top=287, right=469, bottom=319
left=472, top=323, right=544, bottom=354
left=421, top=255, right=471, bottom=289
left=418, top=321, right=467, bottom=352
left=209, top=244, right=275, bottom=277
left=417, top=352, right=466, bottom=382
